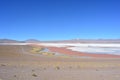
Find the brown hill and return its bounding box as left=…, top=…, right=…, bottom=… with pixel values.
left=0, top=39, right=20, bottom=43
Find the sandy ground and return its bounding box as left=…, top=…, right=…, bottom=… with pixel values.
left=0, top=45, right=120, bottom=80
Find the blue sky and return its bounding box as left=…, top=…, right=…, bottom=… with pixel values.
left=0, top=0, right=120, bottom=41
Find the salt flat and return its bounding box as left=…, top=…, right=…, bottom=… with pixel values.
left=1, top=43, right=120, bottom=55
left=39, top=43, right=120, bottom=55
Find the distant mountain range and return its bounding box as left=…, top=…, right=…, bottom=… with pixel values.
left=0, top=39, right=23, bottom=43
left=0, top=39, right=120, bottom=43
left=25, top=39, right=41, bottom=43
left=0, top=39, right=41, bottom=43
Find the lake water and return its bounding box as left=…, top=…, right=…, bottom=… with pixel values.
left=68, top=47, right=120, bottom=55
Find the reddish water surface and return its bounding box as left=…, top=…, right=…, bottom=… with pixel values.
left=47, top=47, right=120, bottom=58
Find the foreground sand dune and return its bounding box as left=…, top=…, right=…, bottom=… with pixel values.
left=0, top=45, right=120, bottom=80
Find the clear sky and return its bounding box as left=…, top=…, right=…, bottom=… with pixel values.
left=0, top=0, right=120, bottom=41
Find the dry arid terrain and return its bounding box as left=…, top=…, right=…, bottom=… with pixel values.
left=0, top=44, right=120, bottom=80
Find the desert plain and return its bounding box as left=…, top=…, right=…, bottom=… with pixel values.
left=0, top=43, right=120, bottom=80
